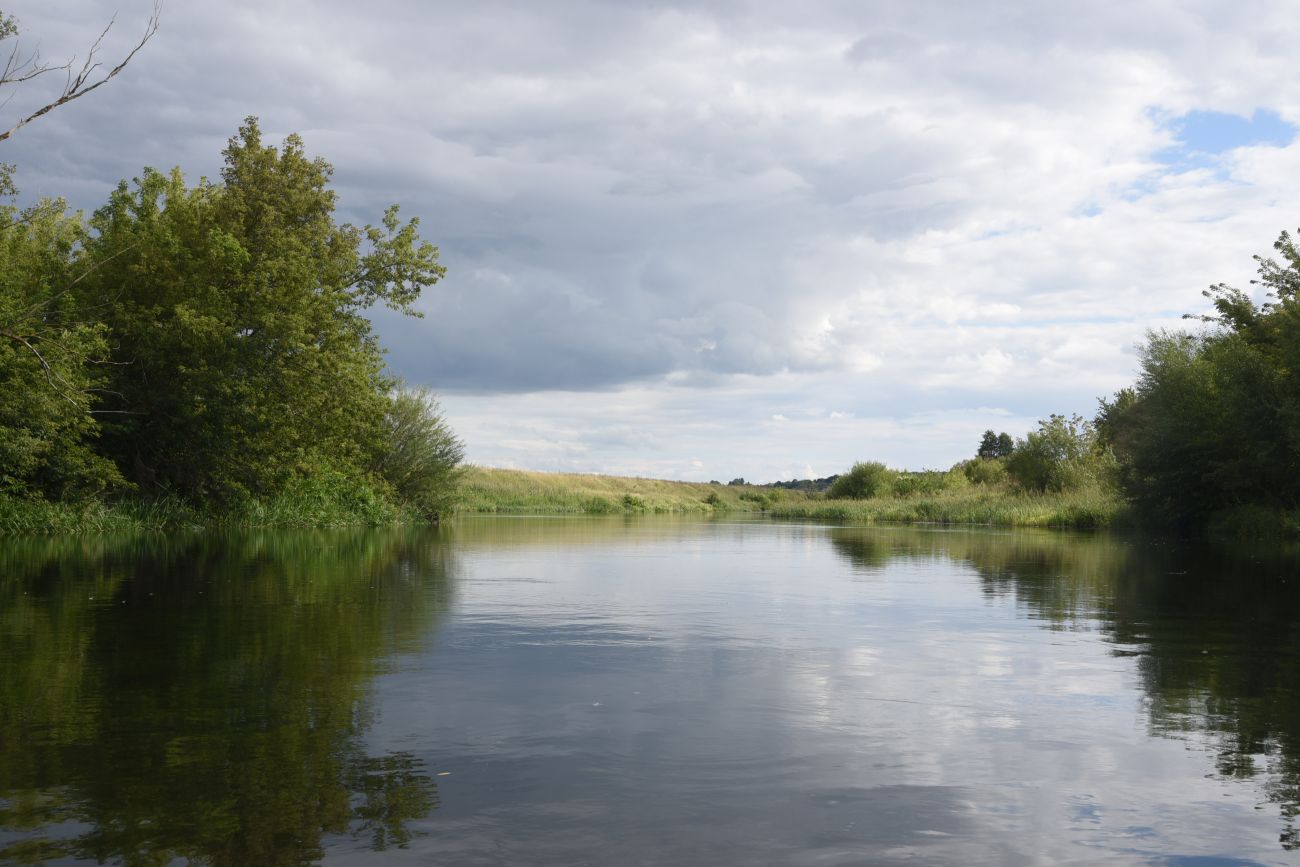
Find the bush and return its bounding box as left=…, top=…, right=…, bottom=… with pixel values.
left=1005, top=414, right=1108, bottom=493
left=962, top=458, right=1008, bottom=486
left=891, top=469, right=959, bottom=497
left=827, top=462, right=896, bottom=499
left=373, top=387, right=464, bottom=518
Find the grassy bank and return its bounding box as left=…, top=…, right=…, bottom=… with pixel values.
left=767, top=486, right=1127, bottom=529
left=457, top=466, right=1126, bottom=528
left=3, top=467, right=1132, bottom=535
left=455, top=466, right=801, bottom=514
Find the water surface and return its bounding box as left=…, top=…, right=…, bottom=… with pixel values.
left=2, top=518, right=1298, bottom=864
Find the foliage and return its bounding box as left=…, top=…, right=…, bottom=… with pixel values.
left=75, top=119, right=445, bottom=502
left=976, top=429, right=1014, bottom=459
left=827, top=461, right=897, bottom=499
left=1005, top=414, right=1110, bottom=493
left=1103, top=229, right=1300, bottom=527
left=961, top=456, right=1008, bottom=486
left=769, top=485, right=1125, bottom=529
left=0, top=120, right=461, bottom=526
left=374, top=387, right=464, bottom=519
left=769, top=475, right=839, bottom=492
left=891, top=467, right=965, bottom=497
left=0, top=199, right=124, bottom=500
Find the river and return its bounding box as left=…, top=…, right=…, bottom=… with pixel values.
left=1, top=517, right=1297, bottom=864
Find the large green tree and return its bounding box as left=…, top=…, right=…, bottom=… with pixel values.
left=0, top=199, right=123, bottom=498
left=1105, top=229, right=1300, bottom=526
left=79, top=119, right=446, bottom=500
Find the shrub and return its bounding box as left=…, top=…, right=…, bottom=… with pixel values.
left=891, top=469, right=958, bottom=497
left=827, top=462, right=896, bottom=499
left=962, top=458, right=1008, bottom=486
left=1005, top=414, right=1108, bottom=493
left=373, top=387, right=464, bottom=518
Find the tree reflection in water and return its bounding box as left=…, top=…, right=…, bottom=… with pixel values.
left=0, top=527, right=454, bottom=864
left=830, top=526, right=1300, bottom=850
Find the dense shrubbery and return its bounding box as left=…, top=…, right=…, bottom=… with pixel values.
left=827, top=462, right=896, bottom=499
left=961, top=457, right=1008, bottom=486
left=1098, top=229, right=1300, bottom=530
left=1004, top=414, right=1113, bottom=493
left=0, top=120, right=463, bottom=526
left=374, top=387, right=465, bottom=519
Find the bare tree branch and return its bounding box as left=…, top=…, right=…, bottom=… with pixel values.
left=0, top=2, right=161, bottom=144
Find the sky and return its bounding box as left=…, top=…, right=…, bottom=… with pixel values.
left=5, top=1, right=1299, bottom=482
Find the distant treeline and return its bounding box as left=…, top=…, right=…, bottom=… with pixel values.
left=1, top=120, right=463, bottom=529
left=767, top=476, right=840, bottom=492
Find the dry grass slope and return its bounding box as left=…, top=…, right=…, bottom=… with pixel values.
left=457, top=467, right=1127, bottom=528
left=456, top=467, right=807, bottom=515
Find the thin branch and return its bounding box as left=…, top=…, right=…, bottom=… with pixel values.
left=18, top=239, right=142, bottom=320
left=0, top=2, right=161, bottom=144
left=0, top=327, right=82, bottom=406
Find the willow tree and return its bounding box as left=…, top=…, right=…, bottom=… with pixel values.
left=80, top=119, right=445, bottom=500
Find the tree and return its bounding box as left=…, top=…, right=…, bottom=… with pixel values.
left=1005, top=414, right=1105, bottom=493
left=1104, top=229, right=1300, bottom=526
left=0, top=198, right=123, bottom=498
left=78, top=119, right=446, bottom=500
left=0, top=4, right=161, bottom=144
left=0, top=3, right=160, bottom=500
left=977, top=430, right=1015, bottom=459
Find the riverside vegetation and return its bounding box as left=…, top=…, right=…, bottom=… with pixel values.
left=461, top=229, right=1300, bottom=539
left=1, top=120, right=465, bottom=533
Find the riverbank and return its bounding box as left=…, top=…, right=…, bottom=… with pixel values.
left=455, top=466, right=795, bottom=514
left=0, top=475, right=421, bottom=535
left=457, top=466, right=1127, bottom=528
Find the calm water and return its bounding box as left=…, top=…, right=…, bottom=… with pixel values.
left=2, top=518, right=1299, bottom=865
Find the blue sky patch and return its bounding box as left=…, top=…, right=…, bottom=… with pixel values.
left=1155, top=108, right=1296, bottom=169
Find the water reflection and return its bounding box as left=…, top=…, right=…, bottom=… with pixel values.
left=0, top=528, right=454, bottom=864
left=4, top=519, right=1300, bottom=863
left=829, top=525, right=1300, bottom=850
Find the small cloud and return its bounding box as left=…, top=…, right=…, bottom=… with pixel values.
left=829, top=410, right=854, bottom=419
left=771, top=413, right=789, bottom=422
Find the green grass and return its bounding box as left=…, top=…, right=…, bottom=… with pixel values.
left=767, top=485, right=1127, bottom=529
left=455, top=466, right=803, bottom=515
left=457, top=467, right=1126, bottom=529
left=2, top=467, right=1131, bottom=535
left=0, top=485, right=422, bottom=535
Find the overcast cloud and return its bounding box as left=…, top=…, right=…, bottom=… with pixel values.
left=6, top=1, right=1299, bottom=480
